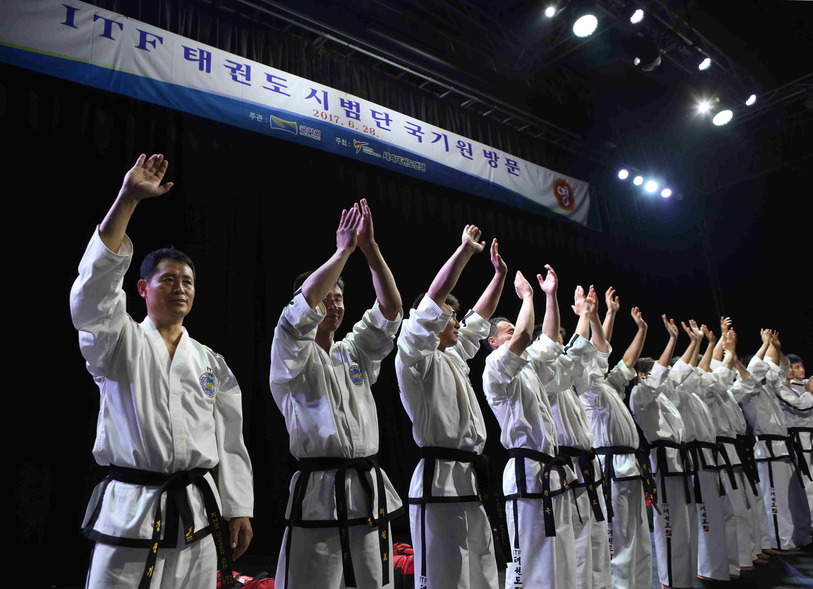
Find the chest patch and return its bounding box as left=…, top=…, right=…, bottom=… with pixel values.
left=349, top=364, right=364, bottom=387
left=199, top=371, right=217, bottom=397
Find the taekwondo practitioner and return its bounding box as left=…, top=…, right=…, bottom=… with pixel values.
left=482, top=266, right=578, bottom=589
left=737, top=330, right=812, bottom=550
left=396, top=225, right=507, bottom=589
left=630, top=316, right=696, bottom=589
left=269, top=200, right=404, bottom=588
left=772, top=353, right=813, bottom=526
left=578, top=294, right=650, bottom=589
left=667, top=321, right=733, bottom=581
left=71, top=154, right=254, bottom=589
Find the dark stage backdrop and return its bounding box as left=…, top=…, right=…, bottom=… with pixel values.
left=3, top=60, right=808, bottom=588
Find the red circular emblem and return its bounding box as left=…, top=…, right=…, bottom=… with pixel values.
left=553, top=178, right=576, bottom=211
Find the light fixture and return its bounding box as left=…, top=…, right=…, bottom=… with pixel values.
left=661, top=188, right=672, bottom=198
left=618, top=169, right=629, bottom=180
left=712, top=109, right=733, bottom=126
left=697, top=100, right=712, bottom=113
left=630, top=8, right=644, bottom=24
left=631, top=38, right=661, bottom=71
left=633, top=175, right=643, bottom=186
left=572, top=13, right=598, bottom=37
left=698, top=56, right=712, bottom=71
left=644, top=180, right=658, bottom=193
left=544, top=5, right=556, bottom=18
left=745, top=94, right=757, bottom=106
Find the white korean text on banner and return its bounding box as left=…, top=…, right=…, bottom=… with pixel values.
left=0, top=0, right=591, bottom=224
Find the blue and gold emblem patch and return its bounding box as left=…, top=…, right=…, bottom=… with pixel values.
left=349, top=364, right=364, bottom=387
left=199, top=371, right=217, bottom=397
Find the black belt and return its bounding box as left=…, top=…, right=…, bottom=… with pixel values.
left=686, top=440, right=735, bottom=500
left=505, top=448, right=571, bottom=537
left=736, top=434, right=761, bottom=492
left=286, top=455, right=394, bottom=588
left=788, top=427, right=813, bottom=481
left=559, top=446, right=605, bottom=522
left=409, top=446, right=510, bottom=570
left=649, top=440, right=693, bottom=505
left=83, top=466, right=235, bottom=589
left=594, top=446, right=657, bottom=522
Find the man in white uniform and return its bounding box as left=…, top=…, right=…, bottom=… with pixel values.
left=269, top=200, right=403, bottom=589
left=71, top=154, right=254, bottom=589
left=482, top=266, right=578, bottom=589
left=396, top=225, right=507, bottom=589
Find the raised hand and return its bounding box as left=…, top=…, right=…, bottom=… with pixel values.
left=586, top=285, right=599, bottom=318
left=462, top=225, right=486, bottom=253
left=702, top=324, right=717, bottom=345
left=490, top=239, right=507, bottom=276
left=631, top=306, right=647, bottom=329
left=572, top=285, right=587, bottom=315
left=537, top=264, right=558, bottom=296
left=514, top=270, right=533, bottom=300
left=356, top=198, right=376, bottom=250
left=760, top=328, right=773, bottom=345
left=336, top=205, right=362, bottom=251
left=662, top=314, right=678, bottom=338
left=724, top=329, right=738, bottom=354
left=120, top=154, right=174, bottom=202
left=605, top=286, right=620, bottom=314
left=720, top=316, right=732, bottom=335
left=689, top=319, right=704, bottom=341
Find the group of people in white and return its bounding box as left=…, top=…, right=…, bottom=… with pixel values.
left=72, top=154, right=811, bottom=589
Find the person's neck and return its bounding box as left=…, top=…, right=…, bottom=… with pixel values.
left=152, top=317, right=185, bottom=359
left=315, top=331, right=335, bottom=353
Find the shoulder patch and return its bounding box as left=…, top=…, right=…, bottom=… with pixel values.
left=202, top=344, right=224, bottom=358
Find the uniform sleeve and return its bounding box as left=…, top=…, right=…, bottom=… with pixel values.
left=268, top=292, right=323, bottom=404
left=69, top=228, right=133, bottom=377
left=454, top=310, right=489, bottom=361
left=774, top=383, right=813, bottom=410
left=342, top=301, right=402, bottom=385
left=630, top=371, right=664, bottom=413
left=728, top=374, right=759, bottom=401
left=483, top=345, right=527, bottom=400
left=528, top=333, right=595, bottom=393
left=605, top=359, right=636, bottom=394
left=396, top=295, right=450, bottom=368
left=214, top=357, right=254, bottom=518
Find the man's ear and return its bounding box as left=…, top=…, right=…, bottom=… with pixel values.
left=137, top=279, right=148, bottom=299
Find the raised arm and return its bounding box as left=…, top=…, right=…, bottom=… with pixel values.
left=472, top=239, right=508, bottom=320
left=427, top=225, right=485, bottom=308
left=356, top=198, right=401, bottom=320
left=679, top=319, right=703, bottom=367
left=99, top=154, right=174, bottom=252
left=768, top=330, right=787, bottom=366
left=621, top=306, right=648, bottom=368
left=300, top=205, right=362, bottom=309
left=724, top=329, right=750, bottom=380
left=657, top=315, right=679, bottom=368
left=587, top=285, right=609, bottom=353
left=712, top=316, right=731, bottom=362
left=537, top=264, right=560, bottom=341
left=602, top=286, right=620, bottom=343
left=699, top=324, right=716, bottom=372
left=571, top=285, right=590, bottom=341
left=507, top=271, right=535, bottom=356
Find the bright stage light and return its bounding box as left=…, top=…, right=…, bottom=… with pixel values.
left=644, top=180, right=658, bottom=193
left=630, top=9, right=644, bottom=24
left=573, top=14, right=598, bottom=37
left=633, top=175, right=643, bottom=185
left=712, top=109, right=733, bottom=126
left=697, top=100, right=712, bottom=113
left=745, top=94, right=757, bottom=106
left=661, top=188, right=672, bottom=198
left=698, top=56, right=712, bottom=71
left=618, top=169, right=629, bottom=180
left=544, top=6, right=556, bottom=18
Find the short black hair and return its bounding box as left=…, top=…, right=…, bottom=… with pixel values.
left=489, top=316, right=511, bottom=338
left=635, top=357, right=655, bottom=375
left=411, top=292, right=459, bottom=311
left=140, top=248, right=195, bottom=281
left=293, top=270, right=344, bottom=294
left=787, top=354, right=803, bottom=365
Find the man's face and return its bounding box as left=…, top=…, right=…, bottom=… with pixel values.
left=317, top=284, right=345, bottom=336
left=137, top=259, right=195, bottom=324
left=488, top=320, right=515, bottom=350
left=438, top=304, right=460, bottom=351
left=789, top=361, right=806, bottom=381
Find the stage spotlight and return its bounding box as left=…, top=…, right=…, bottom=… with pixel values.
left=544, top=5, right=556, bottom=18
left=573, top=13, right=598, bottom=37
left=661, top=188, right=672, bottom=198
left=632, top=38, right=661, bottom=71
left=712, top=109, right=733, bottom=126
left=697, top=100, right=712, bottom=113
left=633, top=175, right=643, bottom=185
left=630, top=8, right=644, bottom=24
left=698, top=56, right=712, bottom=71
left=745, top=94, right=757, bottom=106
left=644, top=180, right=658, bottom=193
left=618, top=169, right=629, bottom=180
